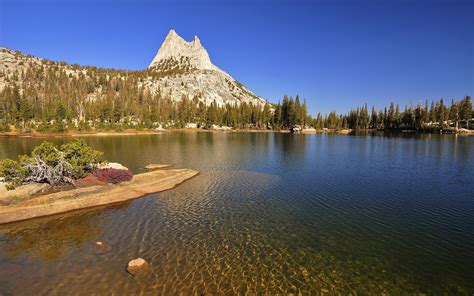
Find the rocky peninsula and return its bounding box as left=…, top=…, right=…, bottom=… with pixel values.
left=0, top=139, right=198, bottom=224
left=0, top=167, right=198, bottom=224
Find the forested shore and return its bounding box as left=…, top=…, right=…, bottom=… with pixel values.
left=0, top=53, right=472, bottom=134
left=1, top=83, right=471, bottom=134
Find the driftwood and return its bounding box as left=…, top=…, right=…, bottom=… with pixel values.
left=23, top=152, right=75, bottom=186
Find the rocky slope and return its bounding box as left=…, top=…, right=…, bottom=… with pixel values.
left=143, top=29, right=266, bottom=106
left=0, top=29, right=267, bottom=107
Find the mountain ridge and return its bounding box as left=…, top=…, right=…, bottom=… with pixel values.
left=0, top=29, right=267, bottom=107
left=149, top=29, right=219, bottom=72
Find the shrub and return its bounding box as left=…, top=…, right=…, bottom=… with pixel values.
left=78, top=121, right=92, bottom=131
left=0, top=120, right=11, bottom=132
left=36, top=122, right=51, bottom=133
left=61, top=139, right=103, bottom=178
left=93, top=168, right=133, bottom=184
left=113, top=124, right=124, bottom=132
left=0, top=159, right=28, bottom=190
left=29, top=141, right=62, bottom=166
left=0, top=140, right=104, bottom=189
left=52, top=121, right=67, bottom=133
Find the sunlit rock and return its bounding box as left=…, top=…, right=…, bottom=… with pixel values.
left=99, top=162, right=128, bottom=171
left=126, top=258, right=150, bottom=275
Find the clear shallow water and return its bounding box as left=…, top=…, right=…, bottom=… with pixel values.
left=0, top=132, right=473, bottom=295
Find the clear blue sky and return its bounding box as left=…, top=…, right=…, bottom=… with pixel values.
left=1, top=0, right=473, bottom=115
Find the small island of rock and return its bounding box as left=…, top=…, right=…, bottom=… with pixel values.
left=0, top=140, right=198, bottom=224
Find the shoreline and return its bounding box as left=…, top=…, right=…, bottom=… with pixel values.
left=0, top=168, right=199, bottom=224
left=0, top=127, right=472, bottom=138
left=0, top=129, right=165, bottom=138
left=0, top=128, right=309, bottom=138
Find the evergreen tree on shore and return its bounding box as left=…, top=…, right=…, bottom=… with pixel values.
left=0, top=63, right=471, bottom=133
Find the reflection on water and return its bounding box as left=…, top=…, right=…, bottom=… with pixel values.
left=1, top=211, right=104, bottom=261
left=0, top=132, right=473, bottom=294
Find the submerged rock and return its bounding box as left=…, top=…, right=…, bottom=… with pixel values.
left=93, top=241, right=112, bottom=254
left=145, top=164, right=171, bottom=170
left=127, top=258, right=150, bottom=275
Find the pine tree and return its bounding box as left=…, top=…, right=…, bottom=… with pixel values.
left=294, top=95, right=302, bottom=126
left=460, top=96, right=472, bottom=128
left=19, top=98, right=33, bottom=129
left=274, top=102, right=282, bottom=128
left=281, top=95, right=289, bottom=128
left=388, top=102, right=395, bottom=129
left=361, top=103, right=369, bottom=129
left=430, top=101, right=436, bottom=123
left=288, top=97, right=296, bottom=127
left=423, top=99, right=430, bottom=123
left=301, top=99, right=308, bottom=127
left=315, top=113, right=322, bottom=129
left=370, top=106, right=377, bottom=129
left=438, top=99, right=445, bottom=125
left=415, top=103, right=423, bottom=129
left=449, top=99, right=459, bottom=129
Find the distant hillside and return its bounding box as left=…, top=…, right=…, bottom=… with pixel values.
left=0, top=31, right=469, bottom=134
left=0, top=29, right=267, bottom=108
left=0, top=30, right=276, bottom=131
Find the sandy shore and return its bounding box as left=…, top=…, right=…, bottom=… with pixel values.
left=0, top=168, right=198, bottom=224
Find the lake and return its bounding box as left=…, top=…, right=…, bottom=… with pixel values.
left=0, top=132, right=473, bottom=295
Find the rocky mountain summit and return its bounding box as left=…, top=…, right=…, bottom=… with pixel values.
left=149, top=29, right=218, bottom=71
left=146, top=29, right=266, bottom=106
left=0, top=29, right=267, bottom=107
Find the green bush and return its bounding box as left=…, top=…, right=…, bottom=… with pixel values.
left=34, top=121, right=67, bottom=133
left=52, top=121, right=67, bottom=133
left=0, top=159, right=28, bottom=190
left=30, top=141, right=62, bottom=166
left=0, top=120, right=11, bottom=132
left=78, top=121, right=92, bottom=131
left=0, top=139, right=104, bottom=190
left=61, top=139, right=103, bottom=178
left=113, top=124, right=124, bottom=132
left=36, top=122, right=52, bottom=133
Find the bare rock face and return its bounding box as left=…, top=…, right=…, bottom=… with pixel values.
left=149, top=29, right=218, bottom=72
left=126, top=258, right=150, bottom=275
left=146, top=29, right=267, bottom=107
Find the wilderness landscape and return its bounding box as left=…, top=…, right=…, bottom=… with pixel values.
left=0, top=0, right=473, bottom=295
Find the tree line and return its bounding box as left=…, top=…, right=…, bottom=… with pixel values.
left=0, top=57, right=472, bottom=132
left=336, top=97, right=472, bottom=131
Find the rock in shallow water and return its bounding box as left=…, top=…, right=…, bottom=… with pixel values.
left=126, top=258, right=150, bottom=275
left=145, top=164, right=171, bottom=170
left=93, top=241, right=112, bottom=254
